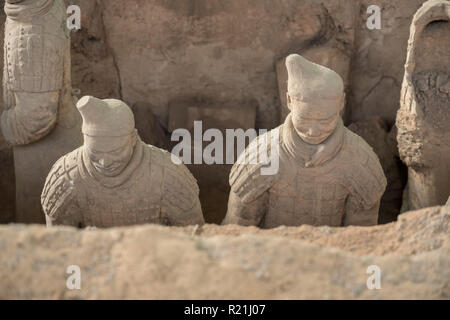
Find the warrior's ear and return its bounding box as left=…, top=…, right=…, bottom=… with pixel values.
left=340, top=93, right=346, bottom=112
left=286, top=92, right=292, bottom=111
left=130, top=129, right=138, bottom=146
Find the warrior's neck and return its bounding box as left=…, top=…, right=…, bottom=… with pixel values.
left=283, top=114, right=344, bottom=166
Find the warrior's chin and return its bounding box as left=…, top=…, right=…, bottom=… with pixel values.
left=93, top=166, right=123, bottom=177
left=299, top=134, right=329, bottom=145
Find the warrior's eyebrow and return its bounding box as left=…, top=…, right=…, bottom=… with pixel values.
left=322, top=114, right=338, bottom=121
left=110, top=143, right=129, bottom=152
left=86, top=143, right=127, bottom=154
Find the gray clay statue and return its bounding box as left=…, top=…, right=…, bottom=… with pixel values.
left=223, top=54, right=387, bottom=228
left=41, top=96, right=204, bottom=228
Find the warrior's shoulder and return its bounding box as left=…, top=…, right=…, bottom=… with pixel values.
left=341, top=128, right=384, bottom=168
left=146, top=144, right=200, bottom=203
left=340, top=128, right=387, bottom=208
left=229, top=128, right=280, bottom=204
left=41, top=148, right=81, bottom=217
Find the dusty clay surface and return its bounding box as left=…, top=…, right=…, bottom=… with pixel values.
left=0, top=206, right=448, bottom=299
left=175, top=206, right=449, bottom=256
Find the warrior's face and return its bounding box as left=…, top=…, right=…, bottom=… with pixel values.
left=288, top=94, right=343, bottom=145
left=84, top=131, right=137, bottom=177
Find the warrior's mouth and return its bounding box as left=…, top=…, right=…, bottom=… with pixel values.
left=300, top=133, right=330, bottom=144
left=93, top=163, right=121, bottom=173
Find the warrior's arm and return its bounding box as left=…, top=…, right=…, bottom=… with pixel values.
left=41, top=151, right=83, bottom=228
left=1, top=91, right=59, bottom=145
left=222, top=190, right=268, bottom=227
left=223, top=144, right=275, bottom=227
left=166, top=196, right=205, bottom=227
left=45, top=202, right=83, bottom=228
left=160, top=159, right=205, bottom=226
left=343, top=196, right=380, bottom=226
left=342, top=131, right=387, bottom=226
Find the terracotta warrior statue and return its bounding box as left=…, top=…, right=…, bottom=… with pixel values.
left=41, top=96, right=204, bottom=228
left=1, top=0, right=82, bottom=223
left=223, top=54, right=387, bottom=228
left=396, top=0, right=450, bottom=210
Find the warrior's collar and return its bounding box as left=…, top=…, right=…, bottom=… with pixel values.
left=282, top=113, right=344, bottom=167
left=80, top=137, right=146, bottom=189
left=5, top=0, right=54, bottom=21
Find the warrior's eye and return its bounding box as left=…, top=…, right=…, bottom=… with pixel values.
left=111, top=146, right=127, bottom=155
left=321, top=116, right=336, bottom=125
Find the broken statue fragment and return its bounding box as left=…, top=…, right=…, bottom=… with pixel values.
left=396, top=0, right=450, bottom=210
left=1, top=0, right=83, bottom=223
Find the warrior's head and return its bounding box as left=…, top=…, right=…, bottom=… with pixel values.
left=77, top=96, right=137, bottom=177
left=286, top=54, right=345, bottom=145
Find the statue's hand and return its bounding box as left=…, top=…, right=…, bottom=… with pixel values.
left=1, top=91, right=59, bottom=146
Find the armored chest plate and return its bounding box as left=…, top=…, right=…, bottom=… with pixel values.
left=266, top=165, right=348, bottom=228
